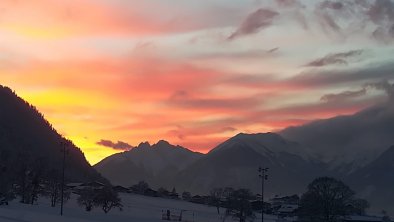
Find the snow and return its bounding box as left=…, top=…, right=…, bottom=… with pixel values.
left=212, top=133, right=314, bottom=161
left=0, top=193, right=277, bottom=222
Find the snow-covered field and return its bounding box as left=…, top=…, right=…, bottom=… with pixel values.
left=0, top=193, right=276, bottom=222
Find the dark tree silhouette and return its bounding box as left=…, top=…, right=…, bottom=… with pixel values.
left=132, top=181, right=149, bottom=195
left=28, top=157, right=47, bottom=205
left=298, top=177, right=369, bottom=222
left=223, top=189, right=255, bottom=222
left=382, top=210, right=392, bottom=222
left=182, top=191, right=191, bottom=201
left=171, top=187, right=177, bottom=195
left=14, top=154, right=47, bottom=204
left=0, top=149, right=14, bottom=205
left=210, top=188, right=224, bottom=214
left=94, top=186, right=123, bottom=214
left=77, top=187, right=96, bottom=211
left=158, top=187, right=169, bottom=197
left=42, top=169, right=70, bottom=207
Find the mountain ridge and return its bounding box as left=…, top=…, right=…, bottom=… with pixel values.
left=0, top=85, right=104, bottom=183
left=94, top=139, right=203, bottom=187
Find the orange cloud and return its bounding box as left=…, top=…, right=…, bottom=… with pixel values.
left=2, top=0, right=390, bottom=165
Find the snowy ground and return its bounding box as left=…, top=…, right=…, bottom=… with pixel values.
left=0, top=193, right=278, bottom=222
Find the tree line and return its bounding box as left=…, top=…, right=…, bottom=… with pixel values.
left=0, top=151, right=69, bottom=206
left=206, top=177, right=375, bottom=222
left=114, top=177, right=377, bottom=222
left=0, top=151, right=122, bottom=214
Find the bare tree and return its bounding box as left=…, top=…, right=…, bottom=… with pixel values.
left=43, top=169, right=70, bottom=207
left=298, top=177, right=369, bottom=222
left=210, top=188, right=224, bottom=214
left=28, top=158, right=47, bottom=205
left=77, top=187, right=96, bottom=211
left=94, top=186, right=122, bottom=214
left=223, top=189, right=255, bottom=222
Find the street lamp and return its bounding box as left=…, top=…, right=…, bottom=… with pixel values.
left=258, top=167, right=269, bottom=222
left=60, top=140, right=70, bottom=216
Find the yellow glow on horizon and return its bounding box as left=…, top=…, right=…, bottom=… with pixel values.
left=4, top=24, right=71, bottom=39
left=68, top=135, right=120, bottom=165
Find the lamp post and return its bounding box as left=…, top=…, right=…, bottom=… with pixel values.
left=258, top=167, right=269, bottom=222
left=60, top=140, right=69, bottom=216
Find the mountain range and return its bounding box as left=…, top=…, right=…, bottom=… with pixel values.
left=1, top=83, right=392, bottom=213
left=95, top=140, right=202, bottom=187
left=95, top=98, right=394, bottom=213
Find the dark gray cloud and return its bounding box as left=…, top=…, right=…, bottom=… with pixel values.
left=314, top=1, right=348, bottom=35
left=320, top=88, right=367, bottom=102
left=223, top=61, right=394, bottom=93
left=291, top=61, right=394, bottom=88
left=319, top=79, right=394, bottom=103
left=367, top=0, right=394, bottom=42
left=228, top=8, right=279, bottom=40
left=192, top=48, right=279, bottom=60
left=97, top=139, right=133, bottom=150
left=372, top=25, right=394, bottom=43
left=274, top=0, right=308, bottom=29
left=268, top=47, right=279, bottom=53
left=275, top=0, right=304, bottom=8
left=366, top=80, right=394, bottom=101
left=367, top=0, right=394, bottom=23
left=313, top=0, right=394, bottom=42
left=320, top=1, right=344, bottom=10
left=304, top=50, right=363, bottom=67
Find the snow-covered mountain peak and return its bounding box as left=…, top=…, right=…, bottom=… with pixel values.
left=211, top=132, right=311, bottom=160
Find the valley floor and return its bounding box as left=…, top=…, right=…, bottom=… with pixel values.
left=0, top=193, right=278, bottom=222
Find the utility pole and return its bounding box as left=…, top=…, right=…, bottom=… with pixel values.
left=60, top=140, right=69, bottom=216
left=258, top=167, right=269, bottom=222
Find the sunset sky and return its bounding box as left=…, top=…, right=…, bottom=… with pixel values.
left=1, top=0, right=394, bottom=164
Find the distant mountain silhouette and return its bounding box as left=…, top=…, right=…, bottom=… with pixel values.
left=95, top=132, right=327, bottom=196
left=349, top=145, right=394, bottom=213
left=94, top=100, right=394, bottom=213
left=94, top=140, right=203, bottom=188
left=281, top=101, right=394, bottom=173
left=173, top=133, right=327, bottom=196
left=0, top=85, right=104, bottom=183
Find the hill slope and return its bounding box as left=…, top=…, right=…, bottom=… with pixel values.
left=0, top=85, right=104, bottom=182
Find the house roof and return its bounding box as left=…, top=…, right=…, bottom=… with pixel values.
left=278, top=204, right=299, bottom=213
